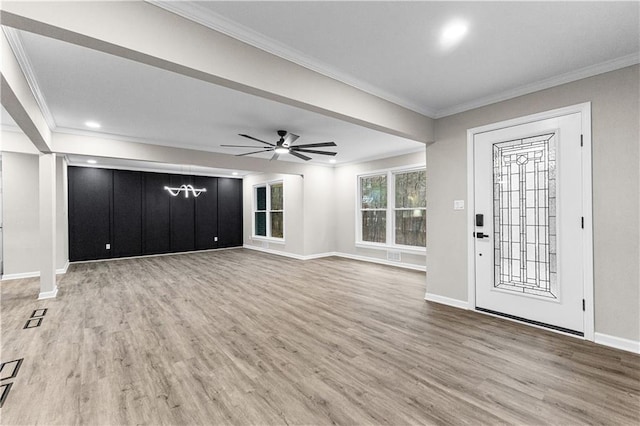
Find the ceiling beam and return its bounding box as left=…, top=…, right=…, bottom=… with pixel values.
left=0, top=1, right=434, bottom=144
left=52, top=132, right=324, bottom=176
left=1, top=28, right=52, bottom=152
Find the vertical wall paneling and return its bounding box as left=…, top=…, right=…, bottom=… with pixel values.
left=69, top=167, right=242, bottom=260
left=68, top=167, right=112, bottom=261
left=143, top=173, right=171, bottom=254
left=169, top=174, right=195, bottom=252
left=113, top=170, right=143, bottom=257
left=218, top=178, right=243, bottom=248
left=195, top=176, right=218, bottom=250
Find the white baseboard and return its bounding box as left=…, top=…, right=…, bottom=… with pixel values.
left=38, top=286, right=58, bottom=300
left=58, top=260, right=69, bottom=274
left=424, top=292, right=469, bottom=309
left=243, top=244, right=309, bottom=260
left=1, top=271, right=40, bottom=281
left=333, top=252, right=426, bottom=271
left=423, top=293, right=640, bottom=354
left=243, top=245, right=426, bottom=271
left=594, top=332, right=640, bottom=354
left=1, top=261, right=69, bottom=281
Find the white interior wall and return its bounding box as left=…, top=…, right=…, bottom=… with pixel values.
left=303, top=165, right=334, bottom=256
left=55, top=155, right=68, bottom=271
left=242, top=153, right=427, bottom=270
left=1, top=151, right=69, bottom=278
left=243, top=172, right=305, bottom=257
left=2, top=152, right=39, bottom=276
left=333, top=151, right=426, bottom=269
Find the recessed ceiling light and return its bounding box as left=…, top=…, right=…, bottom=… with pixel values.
left=87, top=159, right=97, bottom=164
left=232, top=172, right=239, bottom=176
left=440, top=19, right=468, bottom=50
left=329, top=159, right=337, bottom=164
left=85, top=121, right=101, bottom=129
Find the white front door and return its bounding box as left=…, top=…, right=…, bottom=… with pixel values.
left=472, top=111, right=588, bottom=335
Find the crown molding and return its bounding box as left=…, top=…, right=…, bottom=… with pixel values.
left=148, top=1, right=639, bottom=121
left=333, top=146, right=426, bottom=169
left=2, top=27, right=57, bottom=130
left=433, top=53, right=640, bottom=119
left=147, top=0, right=437, bottom=118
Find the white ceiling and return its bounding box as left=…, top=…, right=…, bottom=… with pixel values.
left=161, top=1, right=640, bottom=117
left=1, top=1, right=638, bottom=171
left=7, top=28, right=424, bottom=167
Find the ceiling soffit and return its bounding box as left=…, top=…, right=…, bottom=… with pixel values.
left=0, top=1, right=434, bottom=144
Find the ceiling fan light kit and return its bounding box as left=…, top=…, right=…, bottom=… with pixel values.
left=221, top=130, right=337, bottom=161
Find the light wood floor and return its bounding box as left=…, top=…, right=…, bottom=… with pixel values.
left=1, top=249, right=638, bottom=425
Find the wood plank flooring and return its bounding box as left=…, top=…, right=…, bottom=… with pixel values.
left=1, top=249, right=638, bottom=425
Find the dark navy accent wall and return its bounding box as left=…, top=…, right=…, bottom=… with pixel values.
left=68, top=167, right=242, bottom=261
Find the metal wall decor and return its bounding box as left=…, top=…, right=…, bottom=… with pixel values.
left=163, top=185, right=207, bottom=198
left=493, top=133, right=557, bottom=299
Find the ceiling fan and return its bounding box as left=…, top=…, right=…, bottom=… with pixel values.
left=221, top=130, right=337, bottom=161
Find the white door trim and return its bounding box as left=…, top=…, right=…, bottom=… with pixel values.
left=466, top=102, right=594, bottom=341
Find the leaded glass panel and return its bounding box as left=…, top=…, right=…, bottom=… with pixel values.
left=493, top=133, right=558, bottom=299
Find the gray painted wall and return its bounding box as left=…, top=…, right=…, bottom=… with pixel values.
left=243, top=173, right=305, bottom=256
left=333, top=151, right=426, bottom=269
left=2, top=152, right=39, bottom=275
left=243, top=151, right=427, bottom=269
left=427, top=65, right=639, bottom=341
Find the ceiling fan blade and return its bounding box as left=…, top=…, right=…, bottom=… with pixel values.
left=284, top=133, right=300, bottom=147
left=290, top=148, right=337, bottom=156
left=290, top=142, right=336, bottom=148
left=221, top=144, right=265, bottom=148
left=238, top=134, right=275, bottom=146
left=270, top=152, right=280, bottom=161
left=289, top=150, right=312, bottom=161
left=236, top=148, right=273, bottom=157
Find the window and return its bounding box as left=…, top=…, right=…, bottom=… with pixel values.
left=358, top=168, right=426, bottom=249
left=360, top=174, right=387, bottom=243
left=394, top=170, right=426, bottom=247
left=254, top=181, right=284, bottom=239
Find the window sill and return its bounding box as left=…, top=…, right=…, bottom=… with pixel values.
left=355, top=242, right=426, bottom=254
left=251, top=236, right=285, bottom=244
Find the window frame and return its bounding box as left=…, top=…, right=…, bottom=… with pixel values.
left=252, top=180, right=285, bottom=242
left=356, top=164, right=426, bottom=253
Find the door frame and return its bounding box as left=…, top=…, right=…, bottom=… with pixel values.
left=466, top=102, right=594, bottom=341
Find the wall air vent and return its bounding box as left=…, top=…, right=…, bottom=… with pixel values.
left=387, top=251, right=401, bottom=262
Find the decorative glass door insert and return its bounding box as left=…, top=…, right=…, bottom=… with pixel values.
left=492, top=133, right=557, bottom=299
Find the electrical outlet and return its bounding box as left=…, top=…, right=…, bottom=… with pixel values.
left=214, top=236, right=218, bottom=242
left=106, top=244, right=111, bottom=250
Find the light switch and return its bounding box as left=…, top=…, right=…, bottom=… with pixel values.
left=106, top=243, right=111, bottom=250
left=454, top=200, right=465, bottom=210
left=214, top=236, right=218, bottom=242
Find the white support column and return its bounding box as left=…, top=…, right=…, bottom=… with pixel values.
left=38, top=153, right=57, bottom=299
